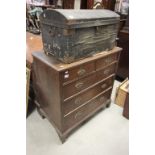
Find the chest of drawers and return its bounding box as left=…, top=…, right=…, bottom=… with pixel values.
left=32, top=47, right=122, bottom=143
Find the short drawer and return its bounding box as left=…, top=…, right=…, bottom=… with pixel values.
left=62, top=62, right=95, bottom=83
left=63, top=73, right=96, bottom=99
left=96, top=63, right=116, bottom=81
left=63, top=76, right=114, bottom=115
left=63, top=89, right=112, bottom=131
left=96, top=52, right=119, bottom=70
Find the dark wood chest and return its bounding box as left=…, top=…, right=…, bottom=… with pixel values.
left=117, top=29, right=129, bottom=79
left=32, top=47, right=122, bottom=142
left=40, top=9, right=120, bottom=63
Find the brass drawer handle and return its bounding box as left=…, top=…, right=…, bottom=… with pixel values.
left=74, top=111, right=82, bottom=119
left=74, top=97, right=82, bottom=105
left=100, top=96, right=106, bottom=102
left=77, top=68, right=86, bottom=76
left=75, top=82, right=84, bottom=89
left=101, top=83, right=107, bottom=89
left=104, top=69, right=110, bottom=75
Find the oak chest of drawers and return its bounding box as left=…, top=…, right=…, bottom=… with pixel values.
left=32, top=47, right=122, bottom=143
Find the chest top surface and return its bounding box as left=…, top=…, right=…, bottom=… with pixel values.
left=32, top=46, right=122, bottom=72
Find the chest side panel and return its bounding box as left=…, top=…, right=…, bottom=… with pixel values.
left=33, top=57, right=62, bottom=130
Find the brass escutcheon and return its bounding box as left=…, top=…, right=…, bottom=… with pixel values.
left=101, top=83, right=107, bottom=89
left=77, top=68, right=86, bottom=76
left=74, top=97, right=82, bottom=105
left=75, top=82, right=84, bottom=89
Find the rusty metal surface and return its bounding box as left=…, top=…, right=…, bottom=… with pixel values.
left=40, top=9, right=120, bottom=63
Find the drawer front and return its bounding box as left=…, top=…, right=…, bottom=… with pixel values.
left=63, top=74, right=96, bottom=99
left=63, top=89, right=112, bottom=131
left=96, top=52, right=119, bottom=70
left=63, top=76, right=114, bottom=115
left=96, top=63, right=116, bottom=81
left=62, top=62, right=95, bottom=83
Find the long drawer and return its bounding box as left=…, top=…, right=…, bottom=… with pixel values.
left=63, top=73, right=96, bottom=99
left=63, top=88, right=112, bottom=131
left=63, top=63, right=116, bottom=99
left=63, top=75, right=114, bottom=115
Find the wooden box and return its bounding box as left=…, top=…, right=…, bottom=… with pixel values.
left=115, top=78, right=129, bottom=107
left=40, top=9, right=120, bottom=63
left=123, top=92, right=129, bottom=119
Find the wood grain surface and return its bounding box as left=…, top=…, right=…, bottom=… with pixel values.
left=26, top=32, right=43, bottom=68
